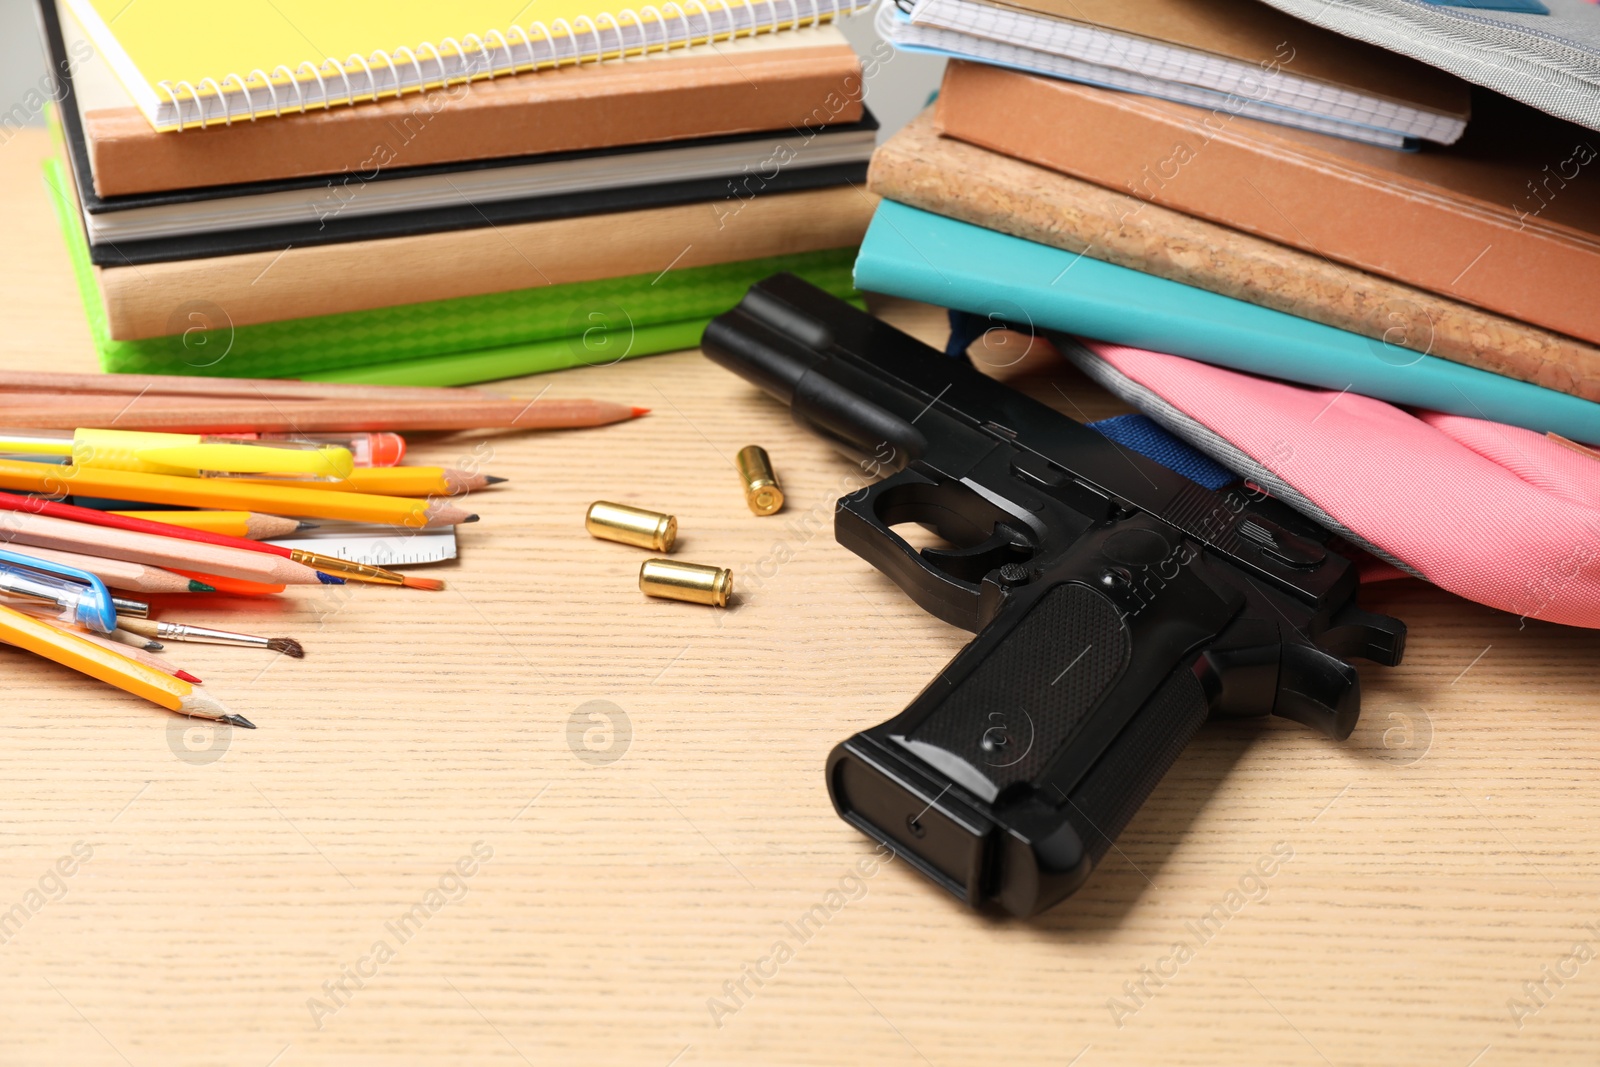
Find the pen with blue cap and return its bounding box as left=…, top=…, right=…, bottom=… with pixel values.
left=0, top=547, right=146, bottom=634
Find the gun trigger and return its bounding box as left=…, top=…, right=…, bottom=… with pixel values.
left=920, top=522, right=1035, bottom=585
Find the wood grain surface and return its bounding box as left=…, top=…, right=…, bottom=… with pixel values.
left=2, top=129, right=1599, bottom=1067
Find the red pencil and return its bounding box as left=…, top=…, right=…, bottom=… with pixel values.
left=0, top=492, right=442, bottom=591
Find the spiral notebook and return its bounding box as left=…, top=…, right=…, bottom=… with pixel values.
left=62, top=0, right=871, bottom=131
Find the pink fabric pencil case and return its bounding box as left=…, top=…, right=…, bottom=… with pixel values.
left=1059, top=337, right=1600, bottom=629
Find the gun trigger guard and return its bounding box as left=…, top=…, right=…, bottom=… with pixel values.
left=835, top=469, right=988, bottom=632
left=920, top=522, right=1035, bottom=585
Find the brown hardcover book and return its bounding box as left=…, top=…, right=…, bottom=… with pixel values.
left=95, top=186, right=876, bottom=339
left=934, top=61, right=1600, bottom=347
left=869, top=110, right=1600, bottom=402
left=71, top=19, right=865, bottom=197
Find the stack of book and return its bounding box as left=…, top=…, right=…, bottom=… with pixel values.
left=855, top=0, right=1600, bottom=625
left=37, top=0, right=876, bottom=385
left=858, top=5, right=1600, bottom=440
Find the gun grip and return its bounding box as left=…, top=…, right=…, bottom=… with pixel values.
left=829, top=577, right=1224, bottom=916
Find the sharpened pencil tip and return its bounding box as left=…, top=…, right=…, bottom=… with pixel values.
left=315, top=571, right=347, bottom=584
left=401, top=575, right=446, bottom=591
left=222, top=714, right=256, bottom=730
left=186, top=579, right=216, bottom=592
left=483, top=475, right=508, bottom=485
left=294, top=520, right=320, bottom=531
left=462, top=514, right=480, bottom=523
left=175, top=670, right=203, bottom=684
left=142, top=639, right=163, bottom=652
left=631, top=406, right=651, bottom=417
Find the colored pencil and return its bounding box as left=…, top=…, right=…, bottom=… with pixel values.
left=1, top=544, right=213, bottom=593
left=0, top=510, right=327, bottom=585
left=0, top=602, right=248, bottom=726
left=245, top=468, right=506, bottom=497
left=44, top=621, right=204, bottom=685
left=169, top=570, right=285, bottom=596
left=0, top=398, right=646, bottom=433
left=0, top=458, right=474, bottom=526
left=0, top=493, right=437, bottom=589
left=109, top=510, right=308, bottom=539
left=0, top=370, right=494, bottom=402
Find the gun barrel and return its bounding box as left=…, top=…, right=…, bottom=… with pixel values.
left=704, top=295, right=930, bottom=469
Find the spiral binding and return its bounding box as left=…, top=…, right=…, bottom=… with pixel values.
left=154, top=0, right=859, bottom=131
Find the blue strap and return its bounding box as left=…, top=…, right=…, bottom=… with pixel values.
left=1087, top=414, right=1236, bottom=490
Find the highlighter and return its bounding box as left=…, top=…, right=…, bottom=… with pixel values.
left=0, top=427, right=354, bottom=480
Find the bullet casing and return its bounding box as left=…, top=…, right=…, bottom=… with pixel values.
left=586, top=501, right=677, bottom=552
left=734, top=445, right=783, bottom=516
left=639, top=559, right=732, bottom=607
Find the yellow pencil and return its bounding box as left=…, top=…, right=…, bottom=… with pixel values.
left=109, top=510, right=309, bottom=539
left=0, top=458, right=474, bottom=527
left=244, top=467, right=505, bottom=497
left=0, top=603, right=251, bottom=726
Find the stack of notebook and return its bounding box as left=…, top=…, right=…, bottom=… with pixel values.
left=856, top=58, right=1600, bottom=441
left=38, top=0, right=877, bottom=385
left=854, top=3, right=1600, bottom=626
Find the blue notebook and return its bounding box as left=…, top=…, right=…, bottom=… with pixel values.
left=854, top=201, right=1600, bottom=443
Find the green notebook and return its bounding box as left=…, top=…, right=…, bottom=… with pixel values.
left=45, top=157, right=862, bottom=386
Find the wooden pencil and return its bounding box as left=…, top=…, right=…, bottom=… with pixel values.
left=108, top=510, right=307, bottom=539
left=0, top=603, right=247, bottom=725
left=0, top=397, right=645, bottom=433
left=41, top=620, right=204, bottom=685
left=0, top=492, right=437, bottom=590
left=0, top=510, right=328, bottom=585
left=245, top=467, right=504, bottom=497
left=0, top=459, right=474, bottom=526
left=169, top=571, right=286, bottom=596
left=1, top=544, right=214, bottom=593
left=0, top=370, right=495, bottom=402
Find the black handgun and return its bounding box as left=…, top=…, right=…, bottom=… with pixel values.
left=701, top=274, right=1406, bottom=917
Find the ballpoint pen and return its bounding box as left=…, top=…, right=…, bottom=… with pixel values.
left=0, top=546, right=143, bottom=633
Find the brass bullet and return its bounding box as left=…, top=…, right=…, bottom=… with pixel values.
left=734, top=445, right=784, bottom=516
left=586, top=501, right=677, bottom=552
left=639, top=559, right=732, bottom=607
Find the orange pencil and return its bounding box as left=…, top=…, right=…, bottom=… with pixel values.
left=170, top=570, right=286, bottom=596
left=109, top=510, right=309, bottom=539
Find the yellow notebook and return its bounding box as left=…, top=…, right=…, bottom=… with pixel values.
left=64, top=0, right=868, bottom=131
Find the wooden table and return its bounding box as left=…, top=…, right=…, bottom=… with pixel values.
left=2, top=128, right=1598, bottom=1067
